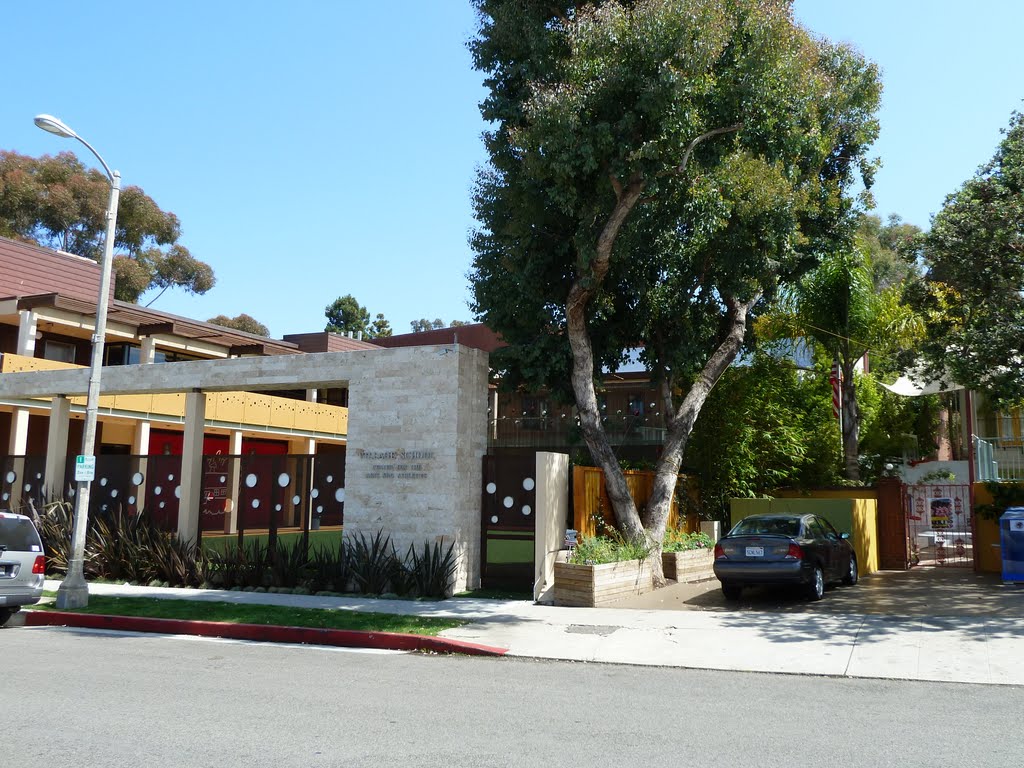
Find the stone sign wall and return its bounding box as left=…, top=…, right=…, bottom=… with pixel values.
left=344, top=344, right=489, bottom=593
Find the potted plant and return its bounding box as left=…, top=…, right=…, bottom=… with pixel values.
left=661, top=528, right=714, bottom=582
left=554, top=534, right=652, bottom=607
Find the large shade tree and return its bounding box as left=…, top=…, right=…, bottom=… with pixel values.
left=469, top=0, right=881, bottom=582
left=0, top=150, right=214, bottom=303
left=910, top=110, right=1024, bottom=405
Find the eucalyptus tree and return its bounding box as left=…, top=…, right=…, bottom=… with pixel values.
left=469, top=0, right=881, bottom=582
left=0, top=150, right=214, bottom=303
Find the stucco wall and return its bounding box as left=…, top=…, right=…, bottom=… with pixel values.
left=730, top=495, right=879, bottom=575
left=344, top=344, right=489, bottom=593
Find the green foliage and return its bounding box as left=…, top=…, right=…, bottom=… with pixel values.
left=686, top=353, right=842, bottom=523
left=0, top=150, right=214, bottom=303
left=207, top=313, right=270, bottom=337
left=403, top=539, right=458, bottom=599
left=910, top=110, right=1024, bottom=406
left=856, top=375, right=942, bottom=481
left=976, top=482, right=1024, bottom=521
left=325, top=294, right=371, bottom=335
left=410, top=318, right=447, bottom=333
left=348, top=530, right=397, bottom=595
left=662, top=528, right=712, bottom=553
left=568, top=533, right=650, bottom=565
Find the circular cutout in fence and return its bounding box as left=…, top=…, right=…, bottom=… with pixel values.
left=1, top=493, right=7, bottom=502
left=167, top=474, right=175, bottom=482
left=311, top=488, right=319, bottom=499
left=335, top=488, right=345, bottom=503
left=128, top=496, right=136, bottom=505
left=316, top=505, right=323, bottom=514
left=326, top=474, right=333, bottom=483
left=154, top=486, right=162, bottom=495
left=277, top=473, right=290, bottom=487
left=486, top=482, right=496, bottom=494
left=244, top=473, right=258, bottom=488
left=251, top=499, right=260, bottom=509
left=292, top=495, right=301, bottom=505
left=159, top=501, right=165, bottom=509
left=101, top=504, right=107, bottom=511
left=491, top=515, right=498, bottom=524
left=523, top=477, right=535, bottom=491
left=35, top=472, right=42, bottom=480
left=24, top=483, right=31, bottom=493
left=275, top=504, right=282, bottom=511
left=5, top=471, right=15, bottom=484
left=100, top=477, right=107, bottom=487
left=111, top=489, right=118, bottom=498
left=68, top=488, right=75, bottom=497
left=131, top=472, right=144, bottom=486
left=219, top=476, right=226, bottom=483
left=522, top=505, right=532, bottom=516
left=503, top=496, right=514, bottom=509
left=174, top=486, right=181, bottom=499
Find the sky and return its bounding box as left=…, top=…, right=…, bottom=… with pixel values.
left=4, top=1, right=1022, bottom=339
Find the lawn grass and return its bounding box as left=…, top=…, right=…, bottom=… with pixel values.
left=34, top=594, right=464, bottom=636
left=199, top=528, right=344, bottom=555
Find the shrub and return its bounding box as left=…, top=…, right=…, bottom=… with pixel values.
left=662, top=529, right=713, bottom=553
left=348, top=530, right=397, bottom=594
left=404, top=539, right=457, bottom=598
left=568, top=534, right=649, bottom=565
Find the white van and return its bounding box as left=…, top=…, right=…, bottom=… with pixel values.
left=0, top=511, right=45, bottom=625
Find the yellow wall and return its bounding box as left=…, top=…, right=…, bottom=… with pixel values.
left=972, top=483, right=1002, bottom=573
left=1, top=352, right=347, bottom=436
left=730, top=494, right=879, bottom=575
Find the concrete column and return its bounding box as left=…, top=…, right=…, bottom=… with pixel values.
left=16, top=310, right=38, bottom=356
left=7, top=410, right=30, bottom=508
left=289, top=438, right=316, bottom=528
left=9, top=310, right=38, bottom=507
left=534, top=452, right=569, bottom=603
left=226, top=429, right=243, bottom=533
left=44, top=396, right=71, bottom=499
left=139, top=337, right=157, bottom=364
left=131, top=420, right=151, bottom=513
left=305, top=388, right=318, bottom=402
left=177, top=391, right=207, bottom=545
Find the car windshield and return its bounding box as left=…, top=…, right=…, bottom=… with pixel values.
left=0, top=517, right=43, bottom=552
left=730, top=517, right=801, bottom=538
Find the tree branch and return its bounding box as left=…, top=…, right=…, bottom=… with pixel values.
left=675, top=123, right=744, bottom=176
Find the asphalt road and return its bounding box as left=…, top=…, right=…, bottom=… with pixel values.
left=6, top=627, right=1022, bottom=768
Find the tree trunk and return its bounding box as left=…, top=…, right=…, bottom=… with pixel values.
left=840, top=357, right=860, bottom=482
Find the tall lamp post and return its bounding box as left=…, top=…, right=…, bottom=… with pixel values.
left=35, top=114, right=121, bottom=609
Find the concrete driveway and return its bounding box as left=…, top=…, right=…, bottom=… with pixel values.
left=611, top=566, right=1024, bottom=618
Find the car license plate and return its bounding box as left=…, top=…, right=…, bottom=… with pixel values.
left=745, top=547, right=764, bottom=557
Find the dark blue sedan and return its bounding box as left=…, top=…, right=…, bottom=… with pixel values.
left=713, top=513, right=858, bottom=601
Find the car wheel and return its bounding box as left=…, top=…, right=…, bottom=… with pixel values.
left=806, top=566, right=825, bottom=601
left=842, top=555, right=859, bottom=586
left=721, top=583, right=742, bottom=601
left=0, top=608, right=13, bottom=627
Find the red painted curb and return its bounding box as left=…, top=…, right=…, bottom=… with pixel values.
left=25, top=611, right=508, bottom=657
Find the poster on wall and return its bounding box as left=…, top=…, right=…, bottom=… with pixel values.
left=929, top=497, right=954, bottom=530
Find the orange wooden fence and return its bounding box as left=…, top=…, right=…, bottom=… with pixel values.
left=572, top=465, right=698, bottom=539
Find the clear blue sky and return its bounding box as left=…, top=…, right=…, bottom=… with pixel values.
left=4, top=1, right=1022, bottom=339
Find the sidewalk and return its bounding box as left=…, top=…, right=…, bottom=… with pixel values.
left=34, top=576, right=1024, bottom=686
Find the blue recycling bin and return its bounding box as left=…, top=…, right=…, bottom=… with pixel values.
left=999, top=507, right=1024, bottom=582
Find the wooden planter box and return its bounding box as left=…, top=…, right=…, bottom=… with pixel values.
left=553, top=558, right=653, bottom=607
left=662, top=548, right=715, bottom=583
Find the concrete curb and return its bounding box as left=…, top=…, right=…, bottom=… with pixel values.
left=24, top=611, right=508, bottom=657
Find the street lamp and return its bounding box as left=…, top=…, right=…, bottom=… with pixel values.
left=35, top=114, right=121, bottom=609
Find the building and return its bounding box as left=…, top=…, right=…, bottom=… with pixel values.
left=0, top=236, right=378, bottom=535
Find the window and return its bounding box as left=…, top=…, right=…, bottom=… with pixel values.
left=43, top=340, right=76, bottom=364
